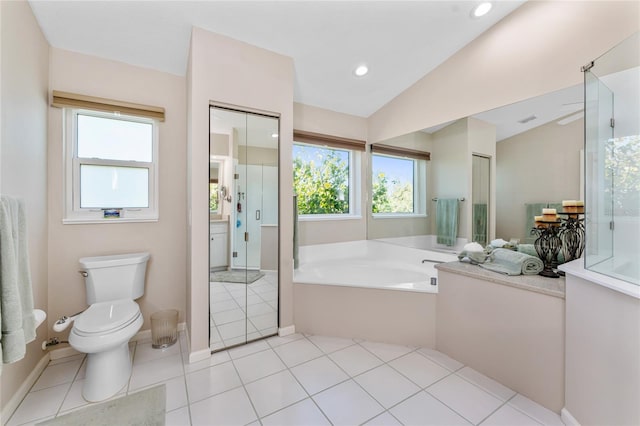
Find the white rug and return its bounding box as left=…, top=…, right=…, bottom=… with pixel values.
left=37, top=384, right=165, bottom=426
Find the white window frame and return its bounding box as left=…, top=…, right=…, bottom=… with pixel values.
left=293, top=142, right=362, bottom=221
left=371, top=153, right=427, bottom=218
left=63, top=108, right=159, bottom=224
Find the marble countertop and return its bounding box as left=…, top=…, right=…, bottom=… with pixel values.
left=436, top=261, right=565, bottom=299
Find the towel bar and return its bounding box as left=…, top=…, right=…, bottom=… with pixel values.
left=432, top=197, right=465, bottom=202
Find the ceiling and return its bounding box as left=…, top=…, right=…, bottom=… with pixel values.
left=28, top=1, right=526, bottom=118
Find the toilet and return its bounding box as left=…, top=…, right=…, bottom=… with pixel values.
left=68, top=252, right=150, bottom=402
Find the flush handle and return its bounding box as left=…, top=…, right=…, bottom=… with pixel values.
left=78, top=270, right=88, bottom=278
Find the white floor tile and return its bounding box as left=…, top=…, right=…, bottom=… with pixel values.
left=47, top=354, right=85, bottom=366
left=364, top=411, right=403, bottom=425
left=290, top=356, right=349, bottom=395
left=184, top=351, right=231, bottom=374
left=212, top=308, right=245, bottom=325
left=390, top=391, right=471, bottom=426
left=165, top=406, right=191, bottom=426
left=482, top=404, right=543, bottom=425
left=129, top=354, right=184, bottom=391
left=228, top=339, right=270, bottom=359
left=59, top=378, right=125, bottom=413
left=274, top=338, right=323, bottom=367
left=218, top=319, right=257, bottom=340
left=248, top=312, right=277, bottom=331
left=307, top=335, right=355, bottom=354
left=133, top=340, right=181, bottom=365
left=247, top=302, right=274, bottom=317
left=232, top=348, right=286, bottom=383
left=389, top=352, right=451, bottom=388
left=132, top=376, right=188, bottom=412
left=508, top=394, right=564, bottom=426
left=210, top=299, right=240, bottom=314
left=190, top=387, right=257, bottom=426
left=261, top=398, right=330, bottom=426
left=354, top=364, right=421, bottom=408
left=266, top=333, right=305, bottom=348
left=359, top=341, right=414, bottom=362
left=427, top=374, right=503, bottom=425
left=223, top=335, right=248, bottom=347
left=418, top=347, right=464, bottom=372
left=328, top=344, right=383, bottom=377
left=457, top=367, right=516, bottom=402
left=32, top=358, right=83, bottom=391
left=244, top=370, right=308, bottom=417
left=185, top=361, right=242, bottom=403
left=313, top=380, right=384, bottom=426
left=7, top=383, right=69, bottom=426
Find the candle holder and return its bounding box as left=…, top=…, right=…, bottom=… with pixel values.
left=558, top=212, right=585, bottom=263
left=531, top=223, right=562, bottom=278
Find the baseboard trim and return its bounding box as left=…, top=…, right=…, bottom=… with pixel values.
left=561, top=408, right=581, bottom=426
left=188, top=348, right=211, bottom=364
left=1, top=353, right=50, bottom=423
left=278, top=325, right=295, bottom=337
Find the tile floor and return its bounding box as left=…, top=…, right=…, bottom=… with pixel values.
left=210, top=271, right=278, bottom=351
left=7, top=332, right=565, bottom=426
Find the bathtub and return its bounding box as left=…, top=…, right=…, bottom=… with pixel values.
left=293, top=240, right=458, bottom=347
left=295, top=240, right=458, bottom=293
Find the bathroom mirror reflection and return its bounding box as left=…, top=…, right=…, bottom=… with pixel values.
left=209, top=106, right=279, bottom=352
left=367, top=82, right=585, bottom=249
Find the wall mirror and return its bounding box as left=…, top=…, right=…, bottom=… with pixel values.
left=209, top=105, right=279, bottom=352
left=367, top=82, right=585, bottom=248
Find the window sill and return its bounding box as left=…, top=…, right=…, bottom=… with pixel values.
left=298, top=214, right=363, bottom=222
left=63, top=216, right=159, bottom=225
left=372, top=213, right=427, bottom=219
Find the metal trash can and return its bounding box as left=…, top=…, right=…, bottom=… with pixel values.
left=151, top=309, right=178, bottom=349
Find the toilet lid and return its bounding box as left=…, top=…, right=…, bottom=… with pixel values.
left=74, top=300, right=140, bottom=334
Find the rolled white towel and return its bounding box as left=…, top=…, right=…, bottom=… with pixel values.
left=490, top=238, right=508, bottom=248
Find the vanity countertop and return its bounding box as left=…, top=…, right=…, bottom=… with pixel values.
left=436, top=261, right=565, bottom=299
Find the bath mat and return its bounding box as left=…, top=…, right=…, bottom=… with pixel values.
left=211, top=269, right=264, bottom=284
left=37, top=384, right=165, bottom=426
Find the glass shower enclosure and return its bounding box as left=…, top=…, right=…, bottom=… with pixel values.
left=583, top=32, right=639, bottom=285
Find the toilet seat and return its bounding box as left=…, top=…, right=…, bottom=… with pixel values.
left=74, top=299, right=141, bottom=335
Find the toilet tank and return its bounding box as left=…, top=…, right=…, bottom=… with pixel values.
left=79, top=252, right=150, bottom=304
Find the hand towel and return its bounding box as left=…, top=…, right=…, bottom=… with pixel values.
left=1, top=195, right=36, bottom=365
left=436, top=199, right=459, bottom=247
left=480, top=248, right=544, bottom=276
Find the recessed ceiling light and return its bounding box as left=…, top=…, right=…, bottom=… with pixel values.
left=472, top=2, right=492, bottom=17
left=354, top=64, right=369, bottom=77
left=271, top=133, right=278, bottom=138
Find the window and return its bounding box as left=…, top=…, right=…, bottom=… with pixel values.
left=371, top=148, right=427, bottom=216
left=292, top=130, right=364, bottom=218
left=64, top=109, right=158, bottom=223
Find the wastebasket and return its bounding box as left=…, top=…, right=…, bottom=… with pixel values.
left=151, top=309, right=178, bottom=349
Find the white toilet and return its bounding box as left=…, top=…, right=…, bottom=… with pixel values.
left=68, top=252, right=150, bottom=402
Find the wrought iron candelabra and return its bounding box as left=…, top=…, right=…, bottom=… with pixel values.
left=558, top=213, right=586, bottom=264
left=531, top=224, right=563, bottom=278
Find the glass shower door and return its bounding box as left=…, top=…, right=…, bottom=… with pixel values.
left=584, top=69, right=614, bottom=270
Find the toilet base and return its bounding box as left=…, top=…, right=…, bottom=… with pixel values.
left=83, top=342, right=132, bottom=402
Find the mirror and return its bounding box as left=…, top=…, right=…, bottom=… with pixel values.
left=209, top=106, right=279, bottom=352
left=367, top=82, right=585, bottom=248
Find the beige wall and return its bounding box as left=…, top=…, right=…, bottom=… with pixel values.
left=47, top=50, right=187, bottom=343
left=564, top=268, right=640, bottom=425
left=293, top=103, right=368, bottom=245
left=368, top=1, right=640, bottom=144
left=0, top=0, right=49, bottom=414
left=436, top=270, right=565, bottom=413
left=188, top=28, right=294, bottom=356
left=496, top=117, right=583, bottom=241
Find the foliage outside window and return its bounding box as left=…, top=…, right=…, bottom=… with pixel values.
left=210, top=182, right=219, bottom=212
left=372, top=154, right=415, bottom=213
left=293, top=143, right=350, bottom=214
left=605, top=135, right=640, bottom=216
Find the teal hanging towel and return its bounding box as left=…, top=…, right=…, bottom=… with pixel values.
left=436, top=198, right=459, bottom=247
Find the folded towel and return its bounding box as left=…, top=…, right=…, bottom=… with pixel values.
left=480, top=248, right=544, bottom=276
left=1, top=195, right=36, bottom=365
